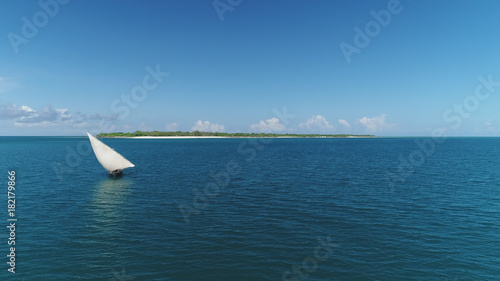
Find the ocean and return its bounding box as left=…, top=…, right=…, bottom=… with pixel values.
left=1, top=136, right=499, bottom=280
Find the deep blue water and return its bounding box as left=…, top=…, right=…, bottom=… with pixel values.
left=1, top=137, right=500, bottom=280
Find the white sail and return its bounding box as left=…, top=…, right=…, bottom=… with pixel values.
left=87, top=132, right=135, bottom=172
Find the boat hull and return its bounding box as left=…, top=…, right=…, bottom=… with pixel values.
left=109, top=169, right=123, bottom=177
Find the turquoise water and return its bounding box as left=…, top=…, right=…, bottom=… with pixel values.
left=1, top=137, right=500, bottom=280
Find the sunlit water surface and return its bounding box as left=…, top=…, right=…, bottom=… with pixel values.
left=0, top=137, right=499, bottom=280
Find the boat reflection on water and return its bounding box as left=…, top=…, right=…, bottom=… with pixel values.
left=84, top=178, right=135, bottom=268
left=90, top=178, right=134, bottom=229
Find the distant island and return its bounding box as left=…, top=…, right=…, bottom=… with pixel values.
left=97, top=131, right=376, bottom=138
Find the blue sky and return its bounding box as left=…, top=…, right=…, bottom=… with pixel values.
left=2, top=0, right=500, bottom=136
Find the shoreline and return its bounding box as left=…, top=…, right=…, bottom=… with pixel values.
left=115, top=136, right=377, bottom=139
left=126, top=136, right=226, bottom=139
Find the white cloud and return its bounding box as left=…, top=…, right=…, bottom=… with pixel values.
left=250, top=117, right=285, bottom=133
left=299, top=115, right=334, bottom=132
left=358, top=114, right=392, bottom=133
left=165, top=122, right=178, bottom=131
left=338, top=119, right=350, bottom=128
left=21, top=105, right=35, bottom=113
left=56, top=108, right=72, bottom=121
left=0, top=103, right=36, bottom=119
left=484, top=119, right=500, bottom=133
left=16, top=105, right=71, bottom=124
left=1, top=103, right=118, bottom=129
left=192, top=120, right=225, bottom=132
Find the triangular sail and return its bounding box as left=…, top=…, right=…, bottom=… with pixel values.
left=87, top=132, right=135, bottom=172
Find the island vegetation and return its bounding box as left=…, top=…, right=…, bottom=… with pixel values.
left=97, top=131, right=375, bottom=138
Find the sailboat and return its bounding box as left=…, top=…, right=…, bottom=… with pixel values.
left=87, top=132, right=135, bottom=176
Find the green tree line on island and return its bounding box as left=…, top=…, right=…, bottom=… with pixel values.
left=97, top=131, right=375, bottom=138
